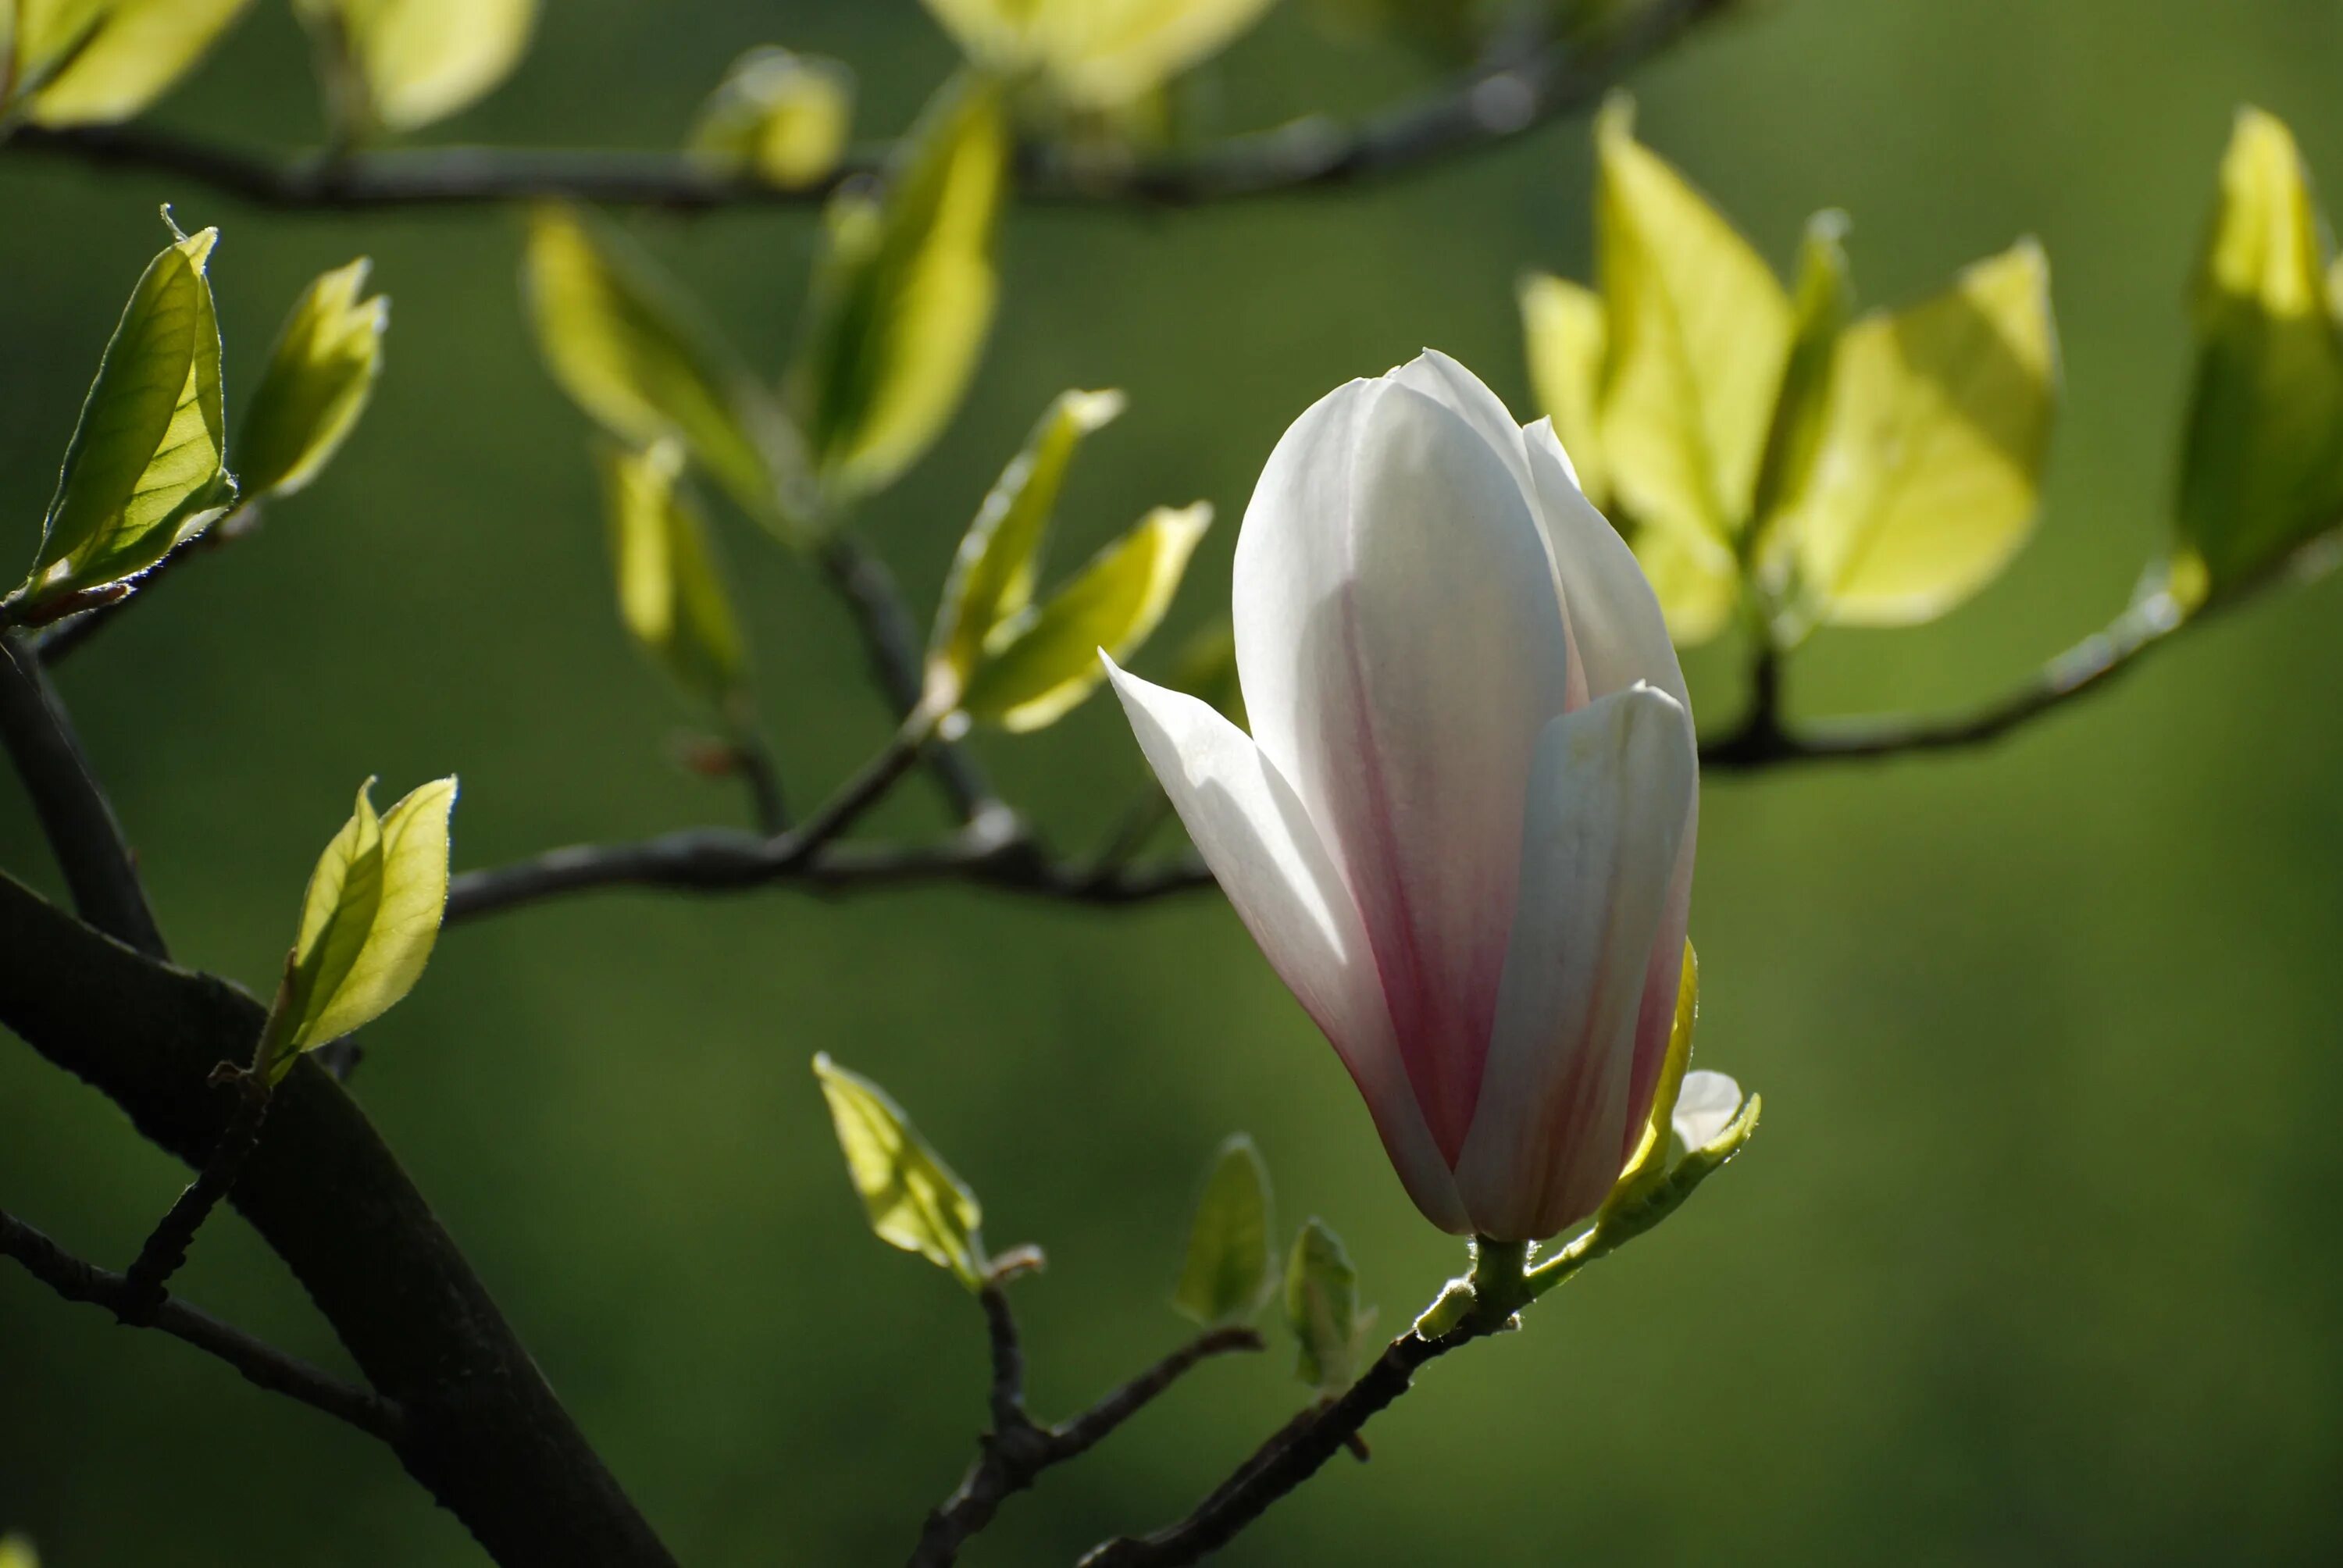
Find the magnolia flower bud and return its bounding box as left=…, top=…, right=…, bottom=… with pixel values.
left=1106, top=352, right=1698, bottom=1241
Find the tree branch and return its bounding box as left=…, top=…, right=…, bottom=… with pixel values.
left=911, top=1282, right=1264, bottom=1568
left=0, top=632, right=168, bottom=957
left=1, top=1204, right=405, bottom=1444
left=0, top=872, right=676, bottom=1566
left=0, top=0, right=1742, bottom=215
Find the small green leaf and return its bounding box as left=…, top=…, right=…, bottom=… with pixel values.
left=1162, top=616, right=1246, bottom=729
left=1785, top=239, right=2057, bottom=627
left=523, top=204, right=799, bottom=534
left=1632, top=521, right=1739, bottom=647
left=926, top=387, right=1126, bottom=707
left=603, top=439, right=747, bottom=710
left=958, top=501, right=1211, bottom=732
left=268, top=776, right=457, bottom=1077
left=1283, top=1217, right=1371, bottom=1392
left=2173, top=107, right=2343, bottom=601
left=1172, top=1134, right=1276, bottom=1327
left=1595, top=98, right=1793, bottom=555
left=0, top=1532, right=39, bottom=1568
left=790, top=72, right=1007, bottom=504
left=812, top=1053, right=987, bottom=1290
left=690, top=46, right=855, bottom=190
left=298, top=0, right=537, bottom=133
left=1606, top=940, right=1697, bottom=1208
left=1518, top=269, right=1612, bottom=510
left=236, top=258, right=388, bottom=503
left=13, top=223, right=234, bottom=616
left=16, top=0, right=249, bottom=127
left=1750, top=210, right=1853, bottom=546
left=921, top=0, right=1275, bottom=109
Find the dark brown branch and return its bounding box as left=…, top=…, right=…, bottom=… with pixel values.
left=0, top=632, right=168, bottom=957
left=1, top=1205, right=405, bottom=1444
left=0, top=872, right=676, bottom=1566
left=0, top=0, right=1741, bottom=215
left=117, top=1067, right=271, bottom=1320
left=911, top=1283, right=1264, bottom=1568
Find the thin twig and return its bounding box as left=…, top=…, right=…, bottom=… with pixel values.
left=911, top=1283, right=1264, bottom=1568
left=0, top=0, right=1742, bottom=215
left=119, top=1068, right=272, bottom=1320
left=1, top=1205, right=405, bottom=1444
left=728, top=731, right=790, bottom=835
left=0, top=632, right=168, bottom=956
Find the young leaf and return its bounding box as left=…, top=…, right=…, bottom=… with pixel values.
left=266, top=776, right=457, bottom=1078
left=958, top=501, right=1212, bottom=732
left=2173, top=107, right=2343, bottom=600
left=0, top=1533, right=37, bottom=1568
left=690, top=47, right=855, bottom=190
left=1632, top=522, right=1739, bottom=647
left=602, top=439, right=747, bottom=710
left=926, top=387, right=1127, bottom=707
left=1283, top=1217, right=1370, bottom=1392
left=790, top=73, right=1007, bottom=504
left=812, top=1054, right=987, bottom=1290
left=523, top=204, right=798, bottom=533
left=1518, top=270, right=1612, bottom=510
left=1749, top=210, right=1853, bottom=543
left=1172, top=1134, right=1276, bottom=1327
left=16, top=0, right=249, bottom=127
left=1608, top=941, right=1698, bottom=1206
left=921, top=0, right=1276, bottom=110
left=298, top=0, right=537, bottom=133
left=236, top=258, right=388, bottom=503
left=1595, top=98, right=1792, bottom=554
left=12, top=224, right=234, bottom=616
left=1785, top=240, right=2057, bottom=627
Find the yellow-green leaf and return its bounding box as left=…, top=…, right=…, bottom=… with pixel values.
left=1173, top=1133, right=1276, bottom=1327
left=790, top=73, right=1007, bottom=504
left=2174, top=107, right=2343, bottom=600
left=1283, top=1217, right=1370, bottom=1392
left=15, top=224, right=234, bottom=614
left=1632, top=521, right=1739, bottom=647
left=237, top=258, right=388, bottom=503
left=0, top=1532, right=38, bottom=1568
left=959, top=501, right=1211, bottom=732
left=1750, top=210, right=1852, bottom=545
left=1786, top=240, right=2057, bottom=627
left=926, top=387, right=1126, bottom=707
left=690, top=46, right=854, bottom=191
left=603, top=439, right=747, bottom=709
left=16, top=0, right=248, bottom=126
left=812, top=1053, right=987, bottom=1290
left=301, top=0, right=537, bottom=133
left=1607, top=941, right=1696, bottom=1206
left=270, top=776, right=456, bottom=1074
left=922, top=0, right=1277, bottom=110
left=1595, top=98, right=1792, bottom=552
left=1519, top=269, right=1611, bottom=510
left=523, top=204, right=798, bottom=534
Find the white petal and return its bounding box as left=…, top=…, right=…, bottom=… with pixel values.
left=1104, top=660, right=1470, bottom=1232
left=1232, top=376, right=1574, bottom=1161
left=1524, top=417, right=1691, bottom=712
left=1453, top=684, right=1697, bottom=1240
left=1389, top=349, right=1537, bottom=504
left=1671, top=1070, right=1742, bottom=1151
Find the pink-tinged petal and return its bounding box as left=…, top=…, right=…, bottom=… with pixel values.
left=1453, top=684, right=1696, bottom=1241
left=1523, top=418, right=1690, bottom=710
left=1232, top=376, right=1575, bottom=1163
left=1626, top=829, right=1695, bottom=1148
left=1671, top=1071, right=1742, bottom=1151
left=1104, top=659, right=1470, bottom=1232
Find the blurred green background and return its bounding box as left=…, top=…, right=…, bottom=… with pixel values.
left=6, top=1, right=2343, bottom=1563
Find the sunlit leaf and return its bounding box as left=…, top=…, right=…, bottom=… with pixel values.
left=266, top=776, right=457, bottom=1077
left=1785, top=240, right=2057, bottom=626
left=922, top=0, right=1275, bottom=109
left=16, top=0, right=248, bottom=126
left=926, top=387, right=1126, bottom=707
left=1749, top=211, right=1851, bottom=544
left=1607, top=941, right=1696, bottom=1206
left=2174, top=107, right=2343, bottom=600
left=523, top=204, right=799, bottom=534
left=603, top=439, right=747, bottom=710
left=1595, top=98, right=1792, bottom=553
left=1519, top=270, right=1611, bottom=510
left=1283, top=1217, right=1371, bottom=1392
left=0, top=1532, right=38, bottom=1568
left=958, top=501, right=1211, bottom=731
left=300, top=0, right=537, bottom=133
left=1172, top=1134, right=1275, bottom=1327
left=813, top=1053, right=987, bottom=1290
left=790, top=73, right=1006, bottom=504
left=12, top=223, right=234, bottom=616
left=1632, top=521, right=1739, bottom=646
left=690, top=46, right=854, bottom=191
left=236, top=258, right=388, bottom=503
